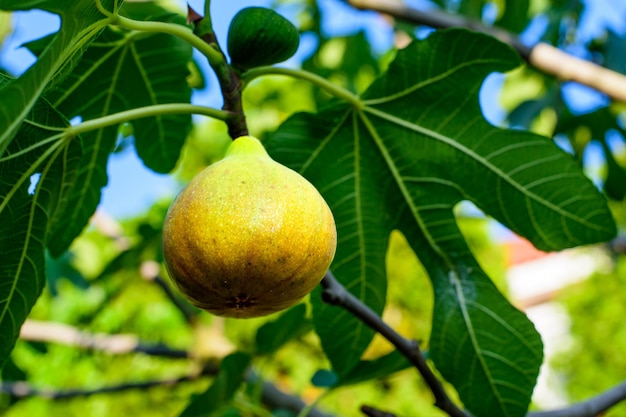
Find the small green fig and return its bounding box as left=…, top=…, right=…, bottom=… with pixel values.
left=227, top=7, right=300, bottom=70
left=162, top=136, right=336, bottom=318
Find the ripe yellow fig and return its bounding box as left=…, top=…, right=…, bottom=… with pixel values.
left=162, top=136, right=336, bottom=318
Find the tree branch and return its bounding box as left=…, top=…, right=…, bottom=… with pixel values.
left=0, top=363, right=218, bottom=399
left=360, top=382, right=626, bottom=417
left=320, top=271, right=626, bottom=417
left=320, top=271, right=469, bottom=417
left=347, top=0, right=531, bottom=57
left=188, top=6, right=248, bottom=139
left=248, top=371, right=334, bottom=417
left=15, top=320, right=332, bottom=417
left=19, top=319, right=190, bottom=358
left=344, top=0, right=626, bottom=103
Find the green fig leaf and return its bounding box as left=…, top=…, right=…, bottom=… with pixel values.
left=266, top=28, right=615, bottom=417
left=43, top=4, right=192, bottom=256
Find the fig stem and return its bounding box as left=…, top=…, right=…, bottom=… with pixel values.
left=241, top=67, right=362, bottom=108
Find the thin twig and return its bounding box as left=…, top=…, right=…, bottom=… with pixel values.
left=248, top=371, right=334, bottom=417
left=0, top=373, right=333, bottom=417
left=344, top=0, right=626, bottom=103
left=153, top=274, right=199, bottom=324
left=320, top=271, right=469, bottom=417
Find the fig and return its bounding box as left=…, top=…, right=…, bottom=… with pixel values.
left=162, top=136, right=336, bottom=318
left=227, top=7, right=300, bottom=71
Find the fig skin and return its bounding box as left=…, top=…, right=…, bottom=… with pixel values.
left=162, top=136, right=336, bottom=318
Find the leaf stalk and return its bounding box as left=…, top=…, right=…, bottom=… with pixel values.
left=66, top=104, right=230, bottom=137
left=242, top=67, right=362, bottom=108
left=109, top=14, right=225, bottom=70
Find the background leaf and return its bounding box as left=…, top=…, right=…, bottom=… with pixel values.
left=336, top=350, right=411, bottom=387
left=255, top=304, right=312, bottom=355
left=496, top=0, right=531, bottom=33
left=178, top=352, right=251, bottom=417
left=266, top=29, right=615, bottom=416
left=600, top=137, right=626, bottom=201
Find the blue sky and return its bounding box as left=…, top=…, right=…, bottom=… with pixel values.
left=1, top=0, right=624, bottom=218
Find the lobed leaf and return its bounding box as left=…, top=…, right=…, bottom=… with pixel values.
left=268, top=106, right=392, bottom=376
left=0, top=1, right=193, bottom=367
left=266, top=28, right=616, bottom=416
left=48, top=4, right=193, bottom=174
left=43, top=3, right=193, bottom=256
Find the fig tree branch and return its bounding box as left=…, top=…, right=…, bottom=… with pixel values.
left=188, top=6, right=249, bottom=139
left=321, top=271, right=626, bottom=417
left=0, top=373, right=333, bottom=417
left=320, top=271, right=470, bottom=417
left=20, top=319, right=190, bottom=358
left=361, top=404, right=397, bottom=417
left=361, top=384, right=626, bottom=417
left=150, top=274, right=199, bottom=324
left=14, top=320, right=333, bottom=417
left=0, top=364, right=217, bottom=399
left=108, top=8, right=248, bottom=139
left=344, top=0, right=626, bottom=103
